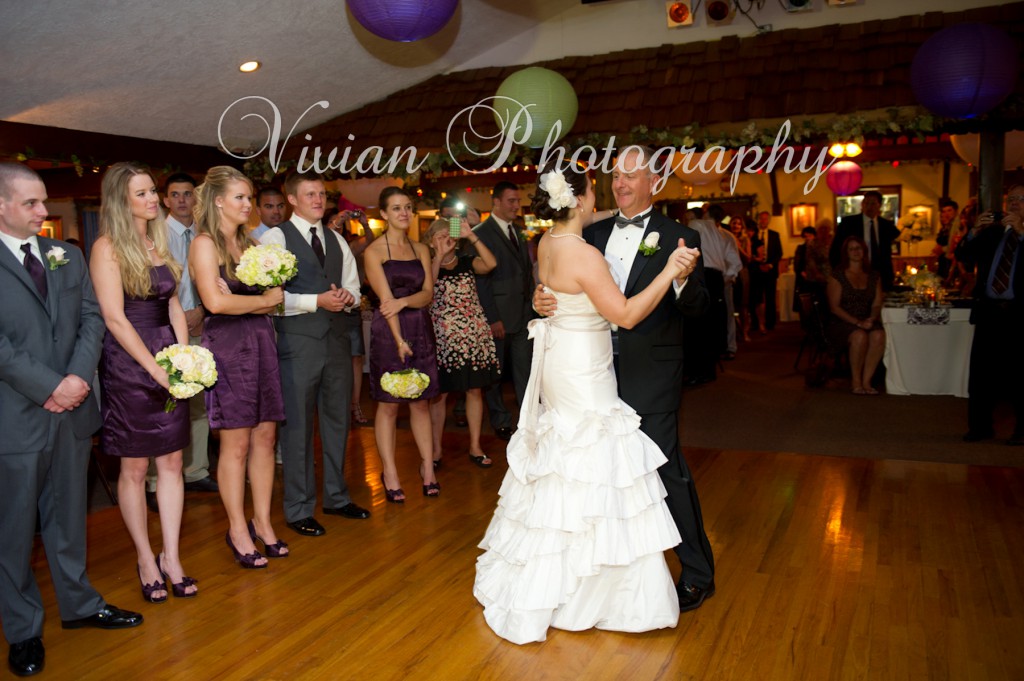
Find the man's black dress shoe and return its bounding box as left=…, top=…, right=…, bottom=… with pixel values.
left=286, top=517, right=326, bottom=536
left=61, top=605, right=143, bottom=630
left=145, top=490, right=158, bottom=513
left=963, top=430, right=995, bottom=443
left=323, top=503, right=370, bottom=519
left=677, top=580, right=715, bottom=613
left=494, top=427, right=513, bottom=441
left=9, top=638, right=44, bottom=677
left=184, top=476, right=219, bottom=493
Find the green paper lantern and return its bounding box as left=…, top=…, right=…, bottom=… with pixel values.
left=493, top=67, right=578, bottom=149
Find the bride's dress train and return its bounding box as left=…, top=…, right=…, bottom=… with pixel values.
left=474, top=290, right=681, bottom=645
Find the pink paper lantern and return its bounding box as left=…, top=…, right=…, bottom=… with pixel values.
left=826, top=161, right=863, bottom=196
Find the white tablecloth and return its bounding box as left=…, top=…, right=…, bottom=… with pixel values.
left=881, top=307, right=973, bottom=398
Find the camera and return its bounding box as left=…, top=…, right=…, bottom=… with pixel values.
left=990, top=211, right=1003, bottom=224
left=350, top=210, right=363, bottom=219
left=448, top=216, right=461, bottom=238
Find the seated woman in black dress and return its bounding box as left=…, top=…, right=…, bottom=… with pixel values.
left=364, top=187, right=440, bottom=502
left=422, top=218, right=499, bottom=469
left=826, top=235, right=885, bottom=395
left=91, top=162, right=196, bottom=600
left=190, top=166, right=287, bottom=567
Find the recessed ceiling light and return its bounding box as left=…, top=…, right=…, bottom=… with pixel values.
left=239, top=61, right=261, bottom=73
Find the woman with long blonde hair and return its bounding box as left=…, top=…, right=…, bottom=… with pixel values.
left=190, top=165, right=286, bottom=568
left=91, top=162, right=196, bottom=602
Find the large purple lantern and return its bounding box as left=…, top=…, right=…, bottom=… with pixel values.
left=911, top=23, right=1018, bottom=119
left=347, top=0, right=458, bottom=42
left=826, top=161, right=863, bottom=196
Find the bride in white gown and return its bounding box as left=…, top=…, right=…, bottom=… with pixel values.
left=474, top=164, right=702, bottom=644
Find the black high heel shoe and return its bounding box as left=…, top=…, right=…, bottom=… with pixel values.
left=225, top=532, right=267, bottom=569
left=157, top=553, right=197, bottom=598
left=137, top=565, right=167, bottom=603
left=247, top=520, right=289, bottom=558
left=381, top=473, right=405, bottom=503
left=420, top=464, right=440, bottom=498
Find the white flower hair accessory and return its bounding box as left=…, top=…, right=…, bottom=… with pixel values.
left=539, top=170, right=576, bottom=211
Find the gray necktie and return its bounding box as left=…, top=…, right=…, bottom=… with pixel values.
left=184, top=226, right=193, bottom=253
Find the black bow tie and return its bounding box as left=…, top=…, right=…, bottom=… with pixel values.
left=614, top=214, right=646, bottom=229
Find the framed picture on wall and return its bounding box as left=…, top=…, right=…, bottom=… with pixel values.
left=38, top=216, right=62, bottom=240
left=788, top=203, right=817, bottom=237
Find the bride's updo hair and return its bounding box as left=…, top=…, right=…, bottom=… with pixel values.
left=529, top=163, right=588, bottom=222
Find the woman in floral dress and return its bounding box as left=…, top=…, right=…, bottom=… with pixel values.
left=424, top=218, right=500, bottom=469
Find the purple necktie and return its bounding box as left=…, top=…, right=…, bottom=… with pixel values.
left=21, top=243, right=47, bottom=298
left=310, top=226, right=326, bottom=267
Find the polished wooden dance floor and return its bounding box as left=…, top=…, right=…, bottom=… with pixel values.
left=32, top=424, right=1024, bottom=680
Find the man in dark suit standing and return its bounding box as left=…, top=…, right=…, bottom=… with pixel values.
left=955, top=184, right=1024, bottom=445
left=0, top=164, right=142, bottom=677
left=831, top=190, right=902, bottom=291
left=261, top=172, right=370, bottom=537
left=751, top=211, right=783, bottom=331
left=535, top=147, right=715, bottom=612
left=473, top=182, right=534, bottom=441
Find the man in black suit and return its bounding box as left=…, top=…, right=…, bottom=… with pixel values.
left=955, top=184, right=1024, bottom=446
left=751, top=211, right=783, bottom=330
left=831, top=190, right=902, bottom=291
left=0, top=164, right=142, bottom=677
left=473, top=182, right=534, bottom=441
left=535, top=148, right=715, bottom=612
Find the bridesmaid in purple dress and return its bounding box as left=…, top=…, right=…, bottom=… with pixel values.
left=190, top=166, right=287, bottom=568
left=364, top=187, right=440, bottom=503
left=91, top=162, right=195, bottom=602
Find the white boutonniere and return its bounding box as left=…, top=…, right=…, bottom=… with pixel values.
left=45, top=246, right=69, bottom=270
left=638, top=232, right=661, bottom=256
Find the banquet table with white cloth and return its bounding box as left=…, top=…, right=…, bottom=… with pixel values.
left=881, top=306, right=973, bottom=398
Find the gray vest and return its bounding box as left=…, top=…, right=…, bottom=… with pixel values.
left=274, top=221, right=346, bottom=338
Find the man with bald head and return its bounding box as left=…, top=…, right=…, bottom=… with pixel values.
left=0, top=163, right=142, bottom=677
left=535, top=147, right=716, bottom=612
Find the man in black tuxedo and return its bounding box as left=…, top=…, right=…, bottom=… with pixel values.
left=535, top=148, right=715, bottom=612
left=0, top=164, right=142, bottom=677
left=831, top=190, right=902, bottom=291
left=751, top=211, right=783, bottom=330
left=473, top=182, right=534, bottom=441
left=955, top=184, right=1024, bottom=445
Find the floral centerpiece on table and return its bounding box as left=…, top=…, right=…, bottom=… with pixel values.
left=380, top=368, right=431, bottom=400
left=906, top=266, right=940, bottom=292
left=155, top=344, right=218, bottom=412
left=236, top=243, right=298, bottom=312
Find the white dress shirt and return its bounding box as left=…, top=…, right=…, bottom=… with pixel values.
left=0, top=231, right=44, bottom=265
left=260, top=214, right=361, bottom=315
left=605, top=208, right=686, bottom=296
left=166, top=215, right=199, bottom=311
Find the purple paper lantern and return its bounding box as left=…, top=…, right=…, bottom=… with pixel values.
left=826, top=161, right=863, bottom=196
left=911, top=23, right=1018, bottom=119
left=347, top=0, right=458, bottom=42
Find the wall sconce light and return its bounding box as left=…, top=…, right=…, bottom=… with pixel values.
left=828, top=142, right=863, bottom=158
left=706, top=0, right=733, bottom=23
left=666, top=1, right=693, bottom=27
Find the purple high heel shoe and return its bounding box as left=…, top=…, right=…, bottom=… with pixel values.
left=247, top=520, right=289, bottom=558
left=225, top=532, right=267, bottom=569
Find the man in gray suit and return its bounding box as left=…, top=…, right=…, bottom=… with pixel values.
left=0, top=163, right=142, bottom=677
left=473, top=182, right=534, bottom=440
left=261, top=172, right=369, bottom=536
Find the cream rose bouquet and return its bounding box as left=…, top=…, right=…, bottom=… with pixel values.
left=236, top=243, right=298, bottom=312
left=155, top=344, right=218, bottom=412
left=380, top=368, right=431, bottom=400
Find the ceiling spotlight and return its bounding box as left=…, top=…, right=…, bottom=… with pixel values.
left=666, top=1, right=693, bottom=27
left=239, top=60, right=261, bottom=73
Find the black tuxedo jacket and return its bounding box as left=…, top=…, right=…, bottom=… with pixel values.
left=586, top=211, right=709, bottom=414
left=955, top=225, right=1024, bottom=323
left=751, top=228, right=783, bottom=277
left=474, top=216, right=534, bottom=334
left=832, top=214, right=900, bottom=290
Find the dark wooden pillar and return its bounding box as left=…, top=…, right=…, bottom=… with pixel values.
left=978, top=130, right=1005, bottom=212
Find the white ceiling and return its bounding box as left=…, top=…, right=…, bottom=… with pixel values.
left=0, top=0, right=996, bottom=150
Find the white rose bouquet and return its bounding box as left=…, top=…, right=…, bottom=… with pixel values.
left=236, top=243, right=298, bottom=312
left=155, top=344, right=218, bottom=412
left=380, top=368, right=431, bottom=400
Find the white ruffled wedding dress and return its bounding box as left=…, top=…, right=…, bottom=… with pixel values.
left=473, top=289, right=681, bottom=645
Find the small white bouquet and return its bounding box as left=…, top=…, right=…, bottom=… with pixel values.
left=236, top=244, right=298, bottom=312
left=155, top=344, right=218, bottom=412
left=380, top=368, right=430, bottom=400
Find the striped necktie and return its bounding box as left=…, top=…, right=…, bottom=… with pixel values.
left=992, top=230, right=1019, bottom=295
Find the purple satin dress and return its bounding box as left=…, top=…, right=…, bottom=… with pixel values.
left=202, top=268, right=285, bottom=429
left=99, top=265, right=189, bottom=458
left=369, top=259, right=440, bottom=403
